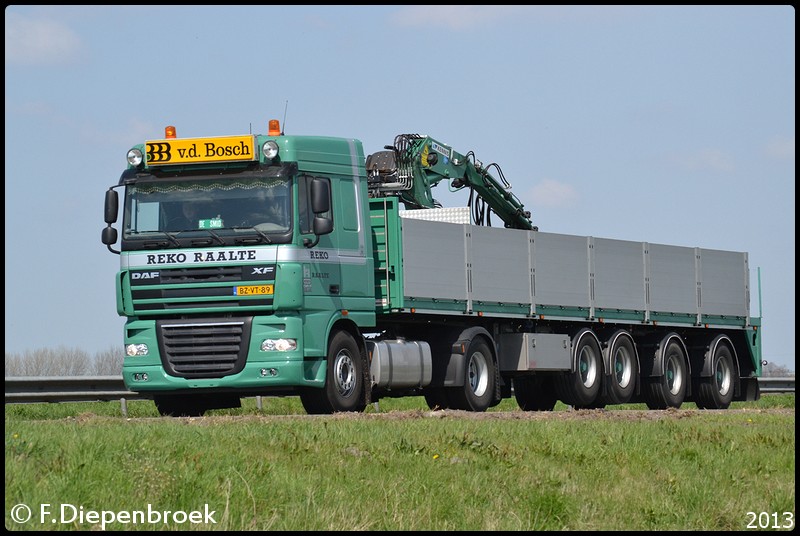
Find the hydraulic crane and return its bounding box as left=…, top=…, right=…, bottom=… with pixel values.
left=366, top=133, right=536, bottom=230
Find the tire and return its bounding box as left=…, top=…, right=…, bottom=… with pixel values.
left=644, top=339, right=687, bottom=409
left=597, top=333, right=638, bottom=405
left=514, top=375, right=557, bottom=411
left=694, top=344, right=735, bottom=410
left=447, top=338, right=496, bottom=412
left=154, top=395, right=206, bottom=417
left=423, top=388, right=451, bottom=410
left=300, top=330, right=367, bottom=415
left=556, top=331, right=602, bottom=407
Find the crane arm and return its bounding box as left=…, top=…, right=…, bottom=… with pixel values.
left=366, top=134, right=534, bottom=230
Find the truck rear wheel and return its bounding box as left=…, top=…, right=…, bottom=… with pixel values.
left=694, top=344, right=735, bottom=409
left=514, top=375, right=557, bottom=411
left=644, top=340, right=687, bottom=409
left=300, top=330, right=367, bottom=415
left=447, top=338, right=495, bottom=412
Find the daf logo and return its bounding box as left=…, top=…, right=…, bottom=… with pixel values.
left=132, top=271, right=160, bottom=280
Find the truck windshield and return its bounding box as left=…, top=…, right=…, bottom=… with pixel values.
left=122, top=176, right=292, bottom=249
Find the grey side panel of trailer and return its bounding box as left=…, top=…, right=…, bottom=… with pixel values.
left=699, top=248, right=749, bottom=317
left=593, top=237, right=646, bottom=311
left=469, top=225, right=532, bottom=305
left=647, top=243, right=697, bottom=314
left=532, top=232, right=590, bottom=308
left=401, top=218, right=467, bottom=300
left=399, top=218, right=748, bottom=321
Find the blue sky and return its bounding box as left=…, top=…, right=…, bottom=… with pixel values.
left=5, top=6, right=795, bottom=370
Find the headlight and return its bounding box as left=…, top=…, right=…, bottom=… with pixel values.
left=127, top=148, right=143, bottom=166
left=261, top=338, right=297, bottom=352
left=262, top=140, right=279, bottom=160
left=125, top=343, right=149, bottom=356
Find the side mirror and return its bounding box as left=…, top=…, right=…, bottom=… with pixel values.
left=310, top=178, right=331, bottom=214
left=101, top=226, right=118, bottom=246
left=313, top=215, right=333, bottom=236
left=304, top=177, right=334, bottom=248
left=104, top=189, right=119, bottom=224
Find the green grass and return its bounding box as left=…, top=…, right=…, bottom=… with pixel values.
left=5, top=395, right=795, bottom=531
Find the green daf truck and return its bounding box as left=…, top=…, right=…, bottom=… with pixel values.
left=102, top=119, right=762, bottom=416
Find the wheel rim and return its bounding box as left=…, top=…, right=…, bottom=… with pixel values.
left=665, top=353, right=684, bottom=395
left=468, top=351, right=489, bottom=397
left=613, top=345, right=632, bottom=388
left=715, top=356, right=732, bottom=396
left=333, top=349, right=356, bottom=397
left=578, top=345, right=598, bottom=388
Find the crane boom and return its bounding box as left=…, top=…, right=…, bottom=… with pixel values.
left=366, top=134, right=535, bottom=230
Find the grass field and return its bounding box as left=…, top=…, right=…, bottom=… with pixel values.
left=5, top=395, right=795, bottom=531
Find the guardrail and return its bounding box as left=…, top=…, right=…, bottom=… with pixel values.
left=757, top=376, right=796, bottom=394
left=4, top=376, right=795, bottom=417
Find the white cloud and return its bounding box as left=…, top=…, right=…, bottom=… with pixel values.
left=528, top=179, right=578, bottom=208
left=5, top=11, right=84, bottom=66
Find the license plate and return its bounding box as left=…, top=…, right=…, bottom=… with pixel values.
left=234, top=284, right=274, bottom=296
left=145, top=135, right=256, bottom=165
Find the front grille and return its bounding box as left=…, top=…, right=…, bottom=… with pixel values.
left=157, top=318, right=252, bottom=379
left=130, top=264, right=276, bottom=312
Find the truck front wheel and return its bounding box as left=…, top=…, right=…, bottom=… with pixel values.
left=447, top=338, right=495, bottom=412
left=154, top=395, right=206, bottom=417
left=300, top=330, right=367, bottom=415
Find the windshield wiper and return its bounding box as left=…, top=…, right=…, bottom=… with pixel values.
left=232, top=226, right=273, bottom=244
left=144, top=231, right=181, bottom=248
left=204, top=229, right=226, bottom=245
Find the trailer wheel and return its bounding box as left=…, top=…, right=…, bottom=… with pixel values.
left=514, top=375, right=557, bottom=411
left=300, top=330, right=367, bottom=415
left=644, top=340, right=687, bottom=409
left=694, top=344, right=735, bottom=410
left=154, top=396, right=206, bottom=417
left=556, top=331, right=602, bottom=407
left=598, top=334, right=638, bottom=405
left=447, top=338, right=495, bottom=412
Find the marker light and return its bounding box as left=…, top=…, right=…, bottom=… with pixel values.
left=262, top=140, right=279, bottom=159
left=268, top=119, right=281, bottom=136
left=127, top=148, right=143, bottom=166
left=165, top=125, right=177, bottom=138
